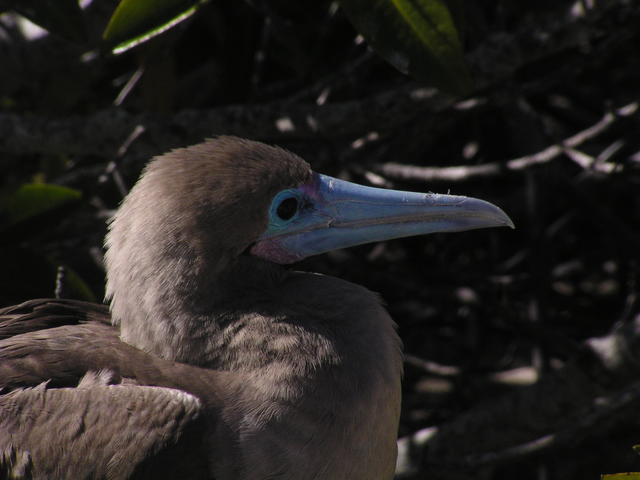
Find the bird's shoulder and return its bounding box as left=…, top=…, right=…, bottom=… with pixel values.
left=0, top=298, right=224, bottom=479
left=0, top=298, right=111, bottom=339
left=0, top=298, right=121, bottom=391
left=0, top=298, right=225, bottom=401
left=0, top=370, right=209, bottom=479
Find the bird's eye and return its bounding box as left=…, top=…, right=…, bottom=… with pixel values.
left=276, top=197, right=299, bottom=221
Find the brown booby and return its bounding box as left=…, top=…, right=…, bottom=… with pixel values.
left=0, top=137, right=513, bottom=479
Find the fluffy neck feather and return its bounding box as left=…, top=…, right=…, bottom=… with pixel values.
left=106, top=216, right=403, bottom=478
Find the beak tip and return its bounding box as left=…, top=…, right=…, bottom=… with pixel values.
left=495, top=209, right=515, bottom=230
left=504, top=216, right=516, bottom=230
left=467, top=197, right=514, bottom=231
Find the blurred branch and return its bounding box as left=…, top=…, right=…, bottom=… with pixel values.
left=395, top=314, right=640, bottom=479
left=0, top=86, right=454, bottom=160
left=466, top=0, right=639, bottom=91
left=1, top=1, right=637, bottom=169
left=377, top=102, right=638, bottom=183
left=404, top=354, right=461, bottom=377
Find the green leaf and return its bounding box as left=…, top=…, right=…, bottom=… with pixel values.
left=103, top=0, right=208, bottom=54
left=339, top=0, right=472, bottom=95
left=2, top=0, right=87, bottom=43
left=601, top=474, right=640, bottom=479
left=1, top=183, right=81, bottom=227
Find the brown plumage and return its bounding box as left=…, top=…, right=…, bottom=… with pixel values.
left=0, top=136, right=512, bottom=479
left=0, top=138, right=402, bottom=479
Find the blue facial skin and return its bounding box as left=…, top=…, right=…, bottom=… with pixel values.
left=251, top=173, right=514, bottom=264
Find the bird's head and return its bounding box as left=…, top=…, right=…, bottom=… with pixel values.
left=105, top=136, right=512, bottom=362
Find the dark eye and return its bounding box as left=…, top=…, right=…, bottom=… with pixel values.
left=276, top=197, right=299, bottom=220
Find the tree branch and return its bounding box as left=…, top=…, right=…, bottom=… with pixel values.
left=0, top=86, right=454, bottom=161
left=378, top=102, right=638, bottom=183
left=395, top=315, right=640, bottom=478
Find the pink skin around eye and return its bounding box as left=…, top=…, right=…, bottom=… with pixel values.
left=250, top=240, right=300, bottom=264
left=298, top=173, right=322, bottom=202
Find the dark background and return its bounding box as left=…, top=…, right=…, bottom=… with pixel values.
left=1, top=1, right=639, bottom=478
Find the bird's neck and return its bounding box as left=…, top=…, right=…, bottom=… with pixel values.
left=110, top=255, right=402, bottom=479
left=110, top=256, right=280, bottom=367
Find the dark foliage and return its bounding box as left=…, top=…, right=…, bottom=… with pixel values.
left=1, top=1, right=639, bottom=478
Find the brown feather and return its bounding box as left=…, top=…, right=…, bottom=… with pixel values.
left=0, top=137, right=402, bottom=479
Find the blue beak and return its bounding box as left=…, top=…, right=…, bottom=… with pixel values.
left=251, top=173, right=514, bottom=264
